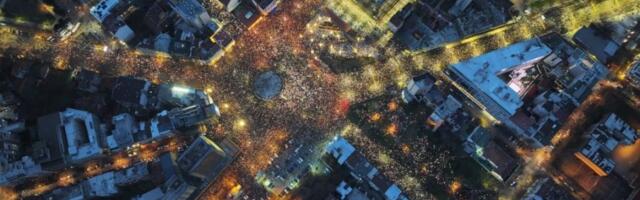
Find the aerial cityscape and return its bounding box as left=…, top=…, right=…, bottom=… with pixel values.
left=0, top=0, right=639, bottom=199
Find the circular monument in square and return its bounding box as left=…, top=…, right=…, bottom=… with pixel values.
left=253, top=71, right=283, bottom=100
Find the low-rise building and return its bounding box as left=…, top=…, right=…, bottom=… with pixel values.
left=83, top=171, right=120, bottom=198
left=326, top=0, right=412, bottom=42
left=0, top=156, right=48, bottom=186
left=155, top=136, right=239, bottom=200
left=401, top=73, right=443, bottom=106
left=401, top=73, right=465, bottom=132
left=573, top=17, right=640, bottom=65
left=90, top=0, right=265, bottom=64
left=108, top=113, right=138, bottom=150
left=252, top=0, right=279, bottom=15
left=628, top=61, right=640, bottom=88
left=74, top=69, right=102, bottom=93
left=326, top=136, right=408, bottom=200
left=114, top=163, right=150, bottom=185
left=34, top=108, right=107, bottom=169
left=522, top=177, right=574, bottom=200
left=111, top=76, right=153, bottom=110
left=575, top=113, right=639, bottom=176
left=336, top=181, right=370, bottom=200
left=0, top=122, right=24, bottom=166
left=177, top=136, right=239, bottom=183
left=426, top=95, right=463, bottom=131
left=391, top=0, right=512, bottom=50
left=463, top=126, right=519, bottom=182
left=573, top=26, right=622, bottom=65
left=157, top=84, right=216, bottom=108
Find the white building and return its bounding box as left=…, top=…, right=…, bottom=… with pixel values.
left=448, top=38, right=552, bottom=119
left=447, top=35, right=608, bottom=147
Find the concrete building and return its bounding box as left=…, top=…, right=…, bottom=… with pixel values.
left=511, top=91, right=576, bottom=145
left=111, top=76, right=153, bottom=110
left=136, top=187, right=165, bottom=200
left=573, top=26, right=622, bottom=65
left=166, top=0, right=216, bottom=31
left=157, top=84, right=217, bottom=108
left=256, top=136, right=321, bottom=196
left=448, top=38, right=551, bottom=119
left=74, top=69, right=102, bottom=93
left=326, top=0, right=412, bottom=42
left=89, top=0, right=121, bottom=22
left=90, top=0, right=234, bottom=64
left=177, top=135, right=238, bottom=183
left=0, top=122, right=23, bottom=167
left=522, top=177, right=574, bottom=200
left=573, top=17, right=640, bottom=65
left=252, top=0, right=279, bottom=15
left=153, top=104, right=220, bottom=134
left=401, top=73, right=443, bottom=106
left=34, top=108, right=107, bottom=169
left=326, top=136, right=408, bottom=200
left=114, top=163, right=150, bottom=185
left=336, top=181, right=370, bottom=200
left=628, top=61, right=640, bottom=88
left=463, top=126, right=519, bottom=182
left=575, top=113, right=639, bottom=176
left=447, top=35, right=608, bottom=146
left=156, top=136, right=239, bottom=200
left=218, top=0, right=242, bottom=12
left=402, top=73, right=465, bottom=132
left=426, top=95, right=463, bottom=131
left=0, top=156, right=48, bottom=186
left=107, top=113, right=138, bottom=150
left=392, top=0, right=512, bottom=50
left=90, top=0, right=136, bottom=43
left=82, top=172, right=119, bottom=198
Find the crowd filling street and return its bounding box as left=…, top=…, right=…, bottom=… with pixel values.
left=2, top=0, right=640, bottom=199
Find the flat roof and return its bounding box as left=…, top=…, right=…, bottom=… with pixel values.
left=326, top=136, right=356, bottom=165
left=451, top=38, right=552, bottom=115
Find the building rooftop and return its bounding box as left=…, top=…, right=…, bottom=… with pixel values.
left=523, top=177, right=574, bottom=200
left=0, top=156, right=44, bottom=186
left=111, top=76, right=152, bottom=108
left=83, top=171, right=119, bottom=198
left=326, top=136, right=356, bottom=165
left=573, top=26, right=621, bottom=64
left=576, top=113, right=639, bottom=176
left=150, top=111, right=176, bottom=138
left=114, top=163, right=150, bottom=185
left=157, top=84, right=216, bottom=108
left=177, top=135, right=236, bottom=182
left=465, top=127, right=518, bottom=181
left=427, top=95, right=463, bottom=131
left=326, top=136, right=408, bottom=199
left=345, top=152, right=378, bottom=181
left=628, top=61, right=640, bottom=88
left=136, top=187, right=165, bottom=200
left=75, top=69, right=102, bottom=93
left=451, top=38, right=552, bottom=115
left=111, top=113, right=137, bottom=149
left=393, top=0, right=512, bottom=50
left=36, top=108, right=105, bottom=166
left=90, top=0, right=121, bottom=22
left=402, top=73, right=440, bottom=104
